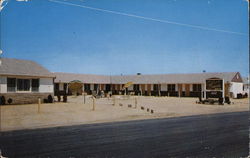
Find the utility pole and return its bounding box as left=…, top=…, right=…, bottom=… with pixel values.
left=0, top=50, right=2, bottom=66
left=1, top=0, right=30, bottom=12
left=158, top=82, right=161, bottom=97
left=92, top=96, right=96, bottom=111
left=0, top=50, right=2, bottom=132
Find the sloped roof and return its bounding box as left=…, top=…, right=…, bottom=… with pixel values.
left=111, top=72, right=238, bottom=84
left=0, top=58, right=54, bottom=77
left=0, top=58, right=241, bottom=83
left=54, top=72, right=240, bottom=84
left=54, top=72, right=111, bottom=84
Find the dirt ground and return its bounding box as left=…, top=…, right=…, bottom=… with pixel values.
left=0, top=95, right=248, bottom=131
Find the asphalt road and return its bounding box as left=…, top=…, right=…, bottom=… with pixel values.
left=0, top=111, right=249, bottom=158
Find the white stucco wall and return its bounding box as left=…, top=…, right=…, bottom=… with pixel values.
left=201, top=84, right=205, bottom=91
left=90, top=84, right=94, bottom=91
left=190, top=85, right=193, bottom=91
left=175, top=84, right=178, bottom=91
left=59, top=83, right=64, bottom=91
left=230, top=82, right=243, bottom=98
left=161, top=84, right=168, bottom=91
left=243, top=84, right=249, bottom=95
left=0, top=76, right=7, bottom=93
left=39, top=78, right=54, bottom=93
left=139, top=85, right=142, bottom=91
left=182, top=84, right=185, bottom=91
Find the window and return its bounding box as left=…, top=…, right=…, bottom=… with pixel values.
left=153, top=84, right=159, bottom=91
left=7, top=78, right=40, bottom=92
left=32, top=79, right=39, bottom=92
left=59, top=83, right=64, bottom=91
left=193, top=84, right=201, bottom=92
left=84, top=84, right=91, bottom=91
left=133, top=84, right=140, bottom=91
left=206, top=80, right=223, bottom=90
left=105, top=84, right=111, bottom=91
left=7, top=78, right=16, bottom=92
left=168, top=84, right=175, bottom=91
left=17, top=79, right=30, bottom=91
left=94, top=84, right=98, bottom=90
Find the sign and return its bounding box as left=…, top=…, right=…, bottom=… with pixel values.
left=123, top=82, right=133, bottom=89
left=206, top=79, right=223, bottom=90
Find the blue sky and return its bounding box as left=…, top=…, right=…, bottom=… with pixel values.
left=1, top=0, right=249, bottom=76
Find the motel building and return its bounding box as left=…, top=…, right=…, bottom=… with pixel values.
left=0, top=58, right=55, bottom=104
left=54, top=72, right=244, bottom=99
left=0, top=58, right=245, bottom=105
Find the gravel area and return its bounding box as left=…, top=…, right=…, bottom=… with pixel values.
left=0, top=95, right=248, bottom=131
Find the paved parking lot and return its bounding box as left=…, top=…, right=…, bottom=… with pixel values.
left=0, top=111, right=248, bottom=158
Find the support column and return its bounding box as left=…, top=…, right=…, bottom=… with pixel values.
left=66, top=83, right=69, bottom=94
left=139, top=84, right=144, bottom=96
left=178, top=84, right=182, bottom=97
left=204, top=82, right=206, bottom=99
left=147, top=84, right=151, bottom=96
left=158, top=83, right=161, bottom=96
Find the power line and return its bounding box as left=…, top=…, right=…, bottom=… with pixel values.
left=0, top=0, right=9, bottom=11
left=48, top=0, right=247, bottom=36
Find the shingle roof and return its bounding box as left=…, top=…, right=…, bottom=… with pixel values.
left=0, top=58, right=240, bottom=84
left=54, top=72, right=111, bottom=84
left=0, top=58, right=54, bottom=77
left=54, top=72, right=240, bottom=84
left=111, top=72, right=238, bottom=84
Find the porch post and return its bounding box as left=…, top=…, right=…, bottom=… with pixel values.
left=204, top=81, right=206, bottom=99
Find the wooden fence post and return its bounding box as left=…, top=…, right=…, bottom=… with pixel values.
left=92, top=97, right=96, bottom=111
left=113, top=96, right=116, bottom=106
left=38, top=98, right=41, bottom=113
left=135, top=97, right=137, bottom=108
left=84, top=93, right=86, bottom=104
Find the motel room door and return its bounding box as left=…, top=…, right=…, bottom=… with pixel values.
left=147, top=84, right=151, bottom=96
left=185, top=84, right=190, bottom=97
left=224, top=83, right=230, bottom=97
left=141, top=84, right=145, bottom=95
